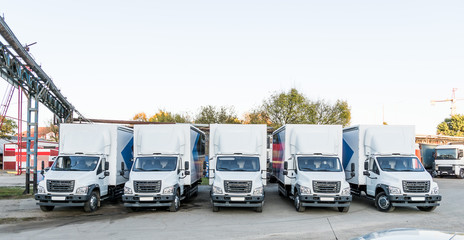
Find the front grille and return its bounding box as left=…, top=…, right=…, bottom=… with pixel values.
left=134, top=181, right=161, bottom=193
left=47, top=180, right=75, bottom=193
left=403, top=181, right=430, bottom=193
left=224, top=181, right=252, bottom=193
left=438, top=166, right=453, bottom=172
left=313, top=181, right=341, bottom=193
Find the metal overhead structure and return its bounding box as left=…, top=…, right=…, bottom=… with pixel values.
left=431, top=88, right=464, bottom=116
left=0, top=16, right=88, bottom=193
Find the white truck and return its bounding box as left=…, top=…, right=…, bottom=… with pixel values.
left=271, top=124, right=351, bottom=212
left=208, top=124, right=267, bottom=212
left=434, top=144, right=464, bottom=178
left=35, top=123, right=133, bottom=212
left=122, top=124, right=205, bottom=212
left=343, top=125, right=441, bottom=212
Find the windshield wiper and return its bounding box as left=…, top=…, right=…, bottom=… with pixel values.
left=301, top=168, right=315, bottom=171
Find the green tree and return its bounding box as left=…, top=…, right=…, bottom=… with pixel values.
left=243, top=108, right=270, bottom=125
left=133, top=110, right=190, bottom=123
left=261, top=88, right=351, bottom=129
left=46, top=120, right=59, bottom=142
left=437, top=114, right=464, bottom=136
left=195, top=105, right=241, bottom=124
left=0, top=118, right=17, bottom=139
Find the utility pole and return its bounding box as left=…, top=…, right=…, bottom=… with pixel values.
left=431, top=88, right=464, bottom=116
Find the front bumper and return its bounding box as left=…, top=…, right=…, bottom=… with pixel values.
left=436, top=166, right=456, bottom=176
left=122, top=194, right=174, bottom=207
left=35, top=194, right=90, bottom=207
left=300, top=195, right=352, bottom=207
left=211, top=194, right=264, bottom=208
left=389, top=194, right=442, bottom=207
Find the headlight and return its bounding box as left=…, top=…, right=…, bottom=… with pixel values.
left=341, top=187, right=351, bottom=196
left=212, top=186, right=223, bottom=194
left=431, top=186, right=439, bottom=195
left=253, top=186, right=263, bottom=195
left=37, top=185, right=45, bottom=194
left=388, top=186, right=401, bottom=195
left=163, top=186, right=175, bottom=195
left=124, top=187, right=133, bottom=195
left=299, top=185, right=311, bottom=195
left=76, top=186, right=89, bottom=195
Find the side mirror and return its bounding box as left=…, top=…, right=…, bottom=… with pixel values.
left=41, top=161, right=45, bottom=176
left=364, top=161, right=368, bottom=171
left=104, top=172, right=110, bottom=177
left=363, top=171, right=370, bottom=176
left=459, top=150, right=463, bottom=159
left=185, top=161, right=190, bottom=171
left=284, top=161, right=288, bottom=171
left=120, top=162, right=125, bottom=176
left=283, top=170, right=288, bottom=176
left=185, top=170, right=190, bottom=176
left=105, top=162, right=110, bottom=171
left=203, top=160, right=207, bottom=170
left=350, top=163, right=355, bottom=178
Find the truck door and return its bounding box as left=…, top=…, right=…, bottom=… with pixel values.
left=366, top=158, right=380, bottom=197
left=178, top=157, right=185, bottom=196
left=97, top=157, right=109, bottom=196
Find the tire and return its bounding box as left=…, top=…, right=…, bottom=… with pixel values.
left=255, top=203, right=263, bottom=213
left=169, top=190, right=180, bottom=212
left=40, top=205, right=55, bottom=212
left=417, top=206, right=437, bottom=212
left=338, top=206, right=349, bottom=213
left=375, top=191, right=395, bottom=212
left=212, top=206, right=219, bottom=212
left=84, top=190, right=100, bottom=212
left=294, top=194, right=305, bottom=212
left=458, top=169, right=464, bottom=179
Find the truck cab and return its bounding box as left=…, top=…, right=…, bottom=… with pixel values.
left=284, top=154, right=351, bottom=212
left=123, top=154, right=190, bottom=211
left=36, top=154, right=110, bottom=212
left=210, top=154, right=265, bottom=212
left=434, top=145, right=464, bottom=178
left=363, top=154, right=440, bottom=211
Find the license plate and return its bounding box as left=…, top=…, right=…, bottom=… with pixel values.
left=411, top=197, right=425, bottom=201
left=139, top=197, right=153, bottom=201
left=320, top=197, right=334, bottom=202
left=230, top=197, right=245, bottom=202
left=51, top=196, right=66, bottom=201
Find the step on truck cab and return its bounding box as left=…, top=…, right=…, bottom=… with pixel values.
left=35, top=123, right=133, bottom=212
left=272, top=124, right=351, bottom=212
left=434, top=144, right=464, bottom=178
left=343, top=125, right=441, bottom=212
left=209, top=124, right=267, bottom=212
left=122, top=124, right=206, bottom=212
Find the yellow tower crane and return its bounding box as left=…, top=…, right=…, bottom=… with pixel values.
left=431, top=88, right=464, bottom=116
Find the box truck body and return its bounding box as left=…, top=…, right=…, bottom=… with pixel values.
left=122, top=124, right=205, bottom=211
left=434, top=144, right=464, bottom=178
left=208, top=124, right=267, bottom=212
left=35, top=123, right=133, bottom=212
left=271, top=124, right=351, bottom=212
left=343, top=125, right=441, bottom=212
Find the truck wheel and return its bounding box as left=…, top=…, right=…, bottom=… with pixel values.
left=169, top=190, right=180, bottom=212
left=255, top=203, right=263, bottom=213
left=212, top=206, right=220, bottom=212
left=458, top=169, right=464, bottom=179
left=84, top=190, right=100, bottom=213
left=40, top=206, right=55, bottom=212
left=417, top=206, right=437, bottom=212
left=375, top=191, right=394, bottom=212
left=338, top=206, right=349, bottom=213
left=294, top=195, right=305, bottom=212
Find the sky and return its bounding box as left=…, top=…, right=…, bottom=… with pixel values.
left=0, top=1, right=463, bottom=134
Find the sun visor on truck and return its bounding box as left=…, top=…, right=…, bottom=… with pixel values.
left=136, top=125, right=185, bottom=155
left=213, top=127, right=264, bottom=155
left=364, top=126, right=415, bottom=156
left=289, top=125, right=341, bottom=156
left=60, top=125, right=111, bottom=155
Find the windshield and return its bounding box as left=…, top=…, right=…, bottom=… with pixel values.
left=51, top=156, right=99, bottom=171
left=133, top=156, right=177, bottom=172
left=216, top=156, right=260, bottom=172
left=297, top=157, right=342, bottom=172
left=377, top=157, right=424, bottom=172
left=435, top=149, right=457, bottom=160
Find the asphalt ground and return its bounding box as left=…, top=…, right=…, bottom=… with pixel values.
left=0, top=172, right=463, bottom=240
